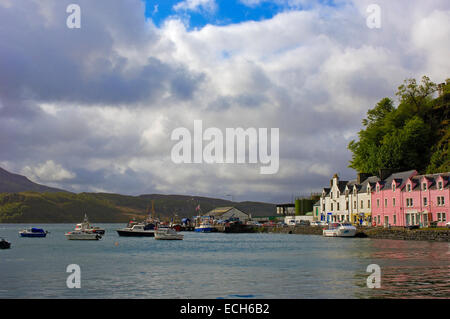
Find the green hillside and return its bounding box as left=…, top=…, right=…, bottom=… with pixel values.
left=0, top=192, right=276, bottom=223
left=349, top=76, right=450, bottom=175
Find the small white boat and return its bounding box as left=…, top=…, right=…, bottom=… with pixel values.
left=65, top=231, right=102, bottom=240
left=65, top=214, right=103, bottom=240
left=155, top=228, right=184, bottom=240
left=323, top=223, right=357, bottom=237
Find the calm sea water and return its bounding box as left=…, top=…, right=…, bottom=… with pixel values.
left=0, top=224, right=449, bottom=299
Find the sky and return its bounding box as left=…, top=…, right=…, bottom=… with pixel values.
left=0, top=0, right=449, bottom=203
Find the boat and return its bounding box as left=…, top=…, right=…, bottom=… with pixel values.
left=0, top=238, right=11, bottom=249
left=194, top=222, right=217, bottom=233
left=65, top=214, right=103, bottom=240
left=65, top=231, right=102, bottom=240
left=116, top=223, right=156, bottom=237
left=19, top=227, right=48, bottom=238
left=74, top=214, right=105, bottom=234
left=154, top=227, right=184, bottom=240
left=323, top=223, right=357, bottom=237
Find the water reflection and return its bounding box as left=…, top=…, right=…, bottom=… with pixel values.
left=360, top=240, right=450, bottom=298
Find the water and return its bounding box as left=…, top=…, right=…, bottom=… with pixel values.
left=0, top=224, right=449, bottom=299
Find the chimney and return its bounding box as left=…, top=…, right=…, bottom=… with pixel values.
left=357, top=173, right=371, bottom=184
left=379, top=169, right=394, bottom=181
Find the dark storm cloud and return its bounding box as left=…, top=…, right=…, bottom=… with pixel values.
left=0, top=0, right=204, bottom=107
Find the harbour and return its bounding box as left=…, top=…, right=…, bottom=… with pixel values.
left=0, top=223, right=448, bottom=299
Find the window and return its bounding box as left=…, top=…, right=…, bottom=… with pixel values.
left=437, top=196, right=445, bottom=206
left=406, top=198, right=414, bottom=207
left=337, top=203, right=340, bottom=211
left=331, top=203, right=333, bottom=211
left=367, top=186, right=370, bottom=194
left=422, top=183, right=427, bottom=191
left=368, top=200, right=371, bottom=208
left=353, top=201, right=356, bottom=209
left=444, top=213, right=447, bottom=222
left=392, top=184, right=396, bottom=192
left=377, top=216, right=381, bottom=224
left=437, top=213, right=441, bottom=221
left=393, top=215, right=397, bottom=225
left=346, top=201, right=349, bottom=210
left=438, top=181, right=443, bottom=190
left=337, top=191, right=340, bottom=197
left=393, top=198, right=396, bottom=207
left=423, top=197, right=428, bottom=206
left=361, top=200, right=364, bottom=209
left=385, top=198, right=388, bottom=207
left=330, top=191, right=333, bottom=199
left=376, top=185, right=380, bottom=192
left=377, top=199, right=380, bottom=208
left=407, top=184, right=411, bottom=192
left=323, top=204, right=325, bottom=211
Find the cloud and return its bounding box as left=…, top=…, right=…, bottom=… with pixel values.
left=0, top=0, right=449, bottom=203
left=173, top=0, right=217, bottom=13
left=22, top=160, right=76, bottom=183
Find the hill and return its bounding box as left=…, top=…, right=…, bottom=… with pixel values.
left=0, top=167, right=68, bottom=193
left=0, top=192, right=276, bottom=223
left=0, top=167, right=276, bottom=223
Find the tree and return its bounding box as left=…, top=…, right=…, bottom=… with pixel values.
left=348, top=76, right=446, bottom=175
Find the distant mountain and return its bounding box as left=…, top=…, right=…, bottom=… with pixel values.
left=0, top=167, right=68, bottom=193
left=0, top=167, right=276, bottom=223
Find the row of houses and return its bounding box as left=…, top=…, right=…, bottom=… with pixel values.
left=318, top=170, right=449, bottom=227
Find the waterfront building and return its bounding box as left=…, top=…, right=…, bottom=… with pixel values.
left=276, top=204, right=295, bottom=216
left=205, top=207, right=251, bottom=223
left=320, top=173, right=379, bottom=225
left=371, top=170, right=449, bottom=227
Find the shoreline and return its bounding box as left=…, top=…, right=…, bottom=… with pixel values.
left=257, top=225, right=450, bottom=242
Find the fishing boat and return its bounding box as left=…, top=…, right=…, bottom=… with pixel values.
left=0, top=238, right=11, bottom=249
left=194, top=222, right=217, bottom=233
left=116, top=223, right=156, bottom=237
left=19, top=227, right=48, bottom=238
left=323, top=223, right=357, bottom=237
left=65, top=214, right=103, bottom=240
left=74, top=214, right=105, bottom=234
left=154, top=228, right=184, bottom=240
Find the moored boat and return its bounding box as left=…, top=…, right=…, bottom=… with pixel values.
left=0, top=238, right=11, bottom=249
left=116, top=223, right=156, bottom=237
left=74, top=214, right=105, bottom=234
left=19, top=228, right=48, bottom=238
left=65, top=214, right=103, bottom=240
left=154, top=228, right=184, bottom=240
left=323, top=223, right=357, bottom=237
left=194, top=222, right=217, bottom=233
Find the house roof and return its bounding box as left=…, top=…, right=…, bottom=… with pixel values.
left=206, top=207, right=248, bottom=217
left=383, top=170, right=417, bottom=190
left=358, top=175, right=380, bottom=193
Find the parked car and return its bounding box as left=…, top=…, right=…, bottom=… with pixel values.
left=298, top=220, right=310, bottom=226
left=446, top=222, right=450, bottom=228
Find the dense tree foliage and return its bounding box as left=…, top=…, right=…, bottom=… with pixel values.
left=349, top=76, right=450, bottom=175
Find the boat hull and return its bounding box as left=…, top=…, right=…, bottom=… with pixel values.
left=323, top=227, right=356, bottom=237
left=116, top=230, right=155, bottom=237
left=194, top=227, right=217, bottom=233
left=19, top=233, right=47, bottom=238
left=65, top=233, right=101, bottom=240
left=0, top=241, right=11, bottom=249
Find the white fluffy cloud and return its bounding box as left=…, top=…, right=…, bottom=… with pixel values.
left=22, top=161, right=76, bottom=183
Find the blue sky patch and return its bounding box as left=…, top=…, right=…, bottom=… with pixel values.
left=142, top=0, right=339, bottom=29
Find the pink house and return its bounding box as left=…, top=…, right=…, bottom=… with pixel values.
left=371, top=170, right=450, bottom=227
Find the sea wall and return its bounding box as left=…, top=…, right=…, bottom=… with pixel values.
left=253, top=225, right=450, bottom=242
